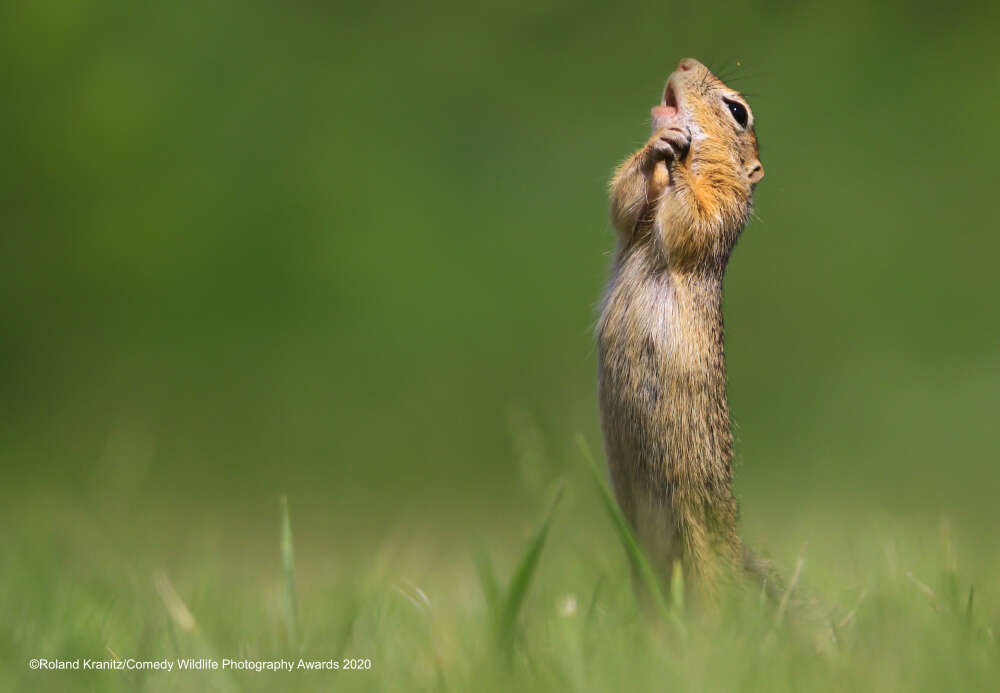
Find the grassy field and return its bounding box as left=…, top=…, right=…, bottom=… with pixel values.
left=3, top=0, right=1000, bottom=690
left=4, top=448, right=999, bottom=692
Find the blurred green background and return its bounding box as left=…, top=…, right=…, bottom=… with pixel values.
left=2, top=0, right=999, bottom=607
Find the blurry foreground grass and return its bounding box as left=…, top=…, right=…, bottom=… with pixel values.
left=3, top=443, right=998, bottom=693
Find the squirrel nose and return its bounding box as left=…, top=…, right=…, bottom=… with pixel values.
left=677, top=58, right=698, bottom=71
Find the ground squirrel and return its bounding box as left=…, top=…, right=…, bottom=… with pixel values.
left=597, top=58, right=766, bottom=598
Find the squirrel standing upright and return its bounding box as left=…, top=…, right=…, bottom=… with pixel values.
left=597, top=58, right=765, bottom=597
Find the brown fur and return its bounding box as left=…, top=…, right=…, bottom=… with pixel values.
left=597, top=58, right=765, bottom=598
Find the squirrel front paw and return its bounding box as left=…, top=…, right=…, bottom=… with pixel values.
left=650, top=125, right=691, bottom=162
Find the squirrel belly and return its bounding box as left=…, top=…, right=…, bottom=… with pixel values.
left=597, top=57, right=764, bottom=597
left=597, top=245, right=742, bottom=592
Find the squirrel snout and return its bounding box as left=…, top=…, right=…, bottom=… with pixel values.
left=677, top=58, right=698, bottom=72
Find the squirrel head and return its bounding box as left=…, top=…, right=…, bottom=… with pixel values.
left=650, top=58, right=764, bottom=269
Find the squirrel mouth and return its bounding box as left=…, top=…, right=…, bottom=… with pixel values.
left=652, top=81, right=679, bottom=121
left=663, top=81, right=679, bottom=111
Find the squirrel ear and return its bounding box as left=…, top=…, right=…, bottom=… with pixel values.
left=748, top=160, right=764, bottom=185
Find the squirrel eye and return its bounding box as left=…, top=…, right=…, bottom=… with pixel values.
left=724, top=99, right=749, bottom=128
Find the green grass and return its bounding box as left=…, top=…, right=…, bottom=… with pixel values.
left=3, top=455, right=998, bottom=693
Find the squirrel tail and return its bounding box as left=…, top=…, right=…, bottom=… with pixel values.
left=743, top=543, right=838, bottom=651
left=742, top=544, right=788, bottom=603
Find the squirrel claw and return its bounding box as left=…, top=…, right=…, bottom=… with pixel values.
left=651, top=126, right=691, bottom=161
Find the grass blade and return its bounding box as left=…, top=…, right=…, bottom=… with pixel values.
left=475, top=545, right=502, bottom=622
left=775, top=552, right=805, bottom=628
left=497, top=483, right=565, bottom=663
left=669, top=559, right=685, bottom=615
left=585, top=575, right=605, bottom=627
left=576, top=435, right=676, bottom=631
left=153, top=571, right=237, bottom=692
left=280, top=495, right=300, bottom=649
